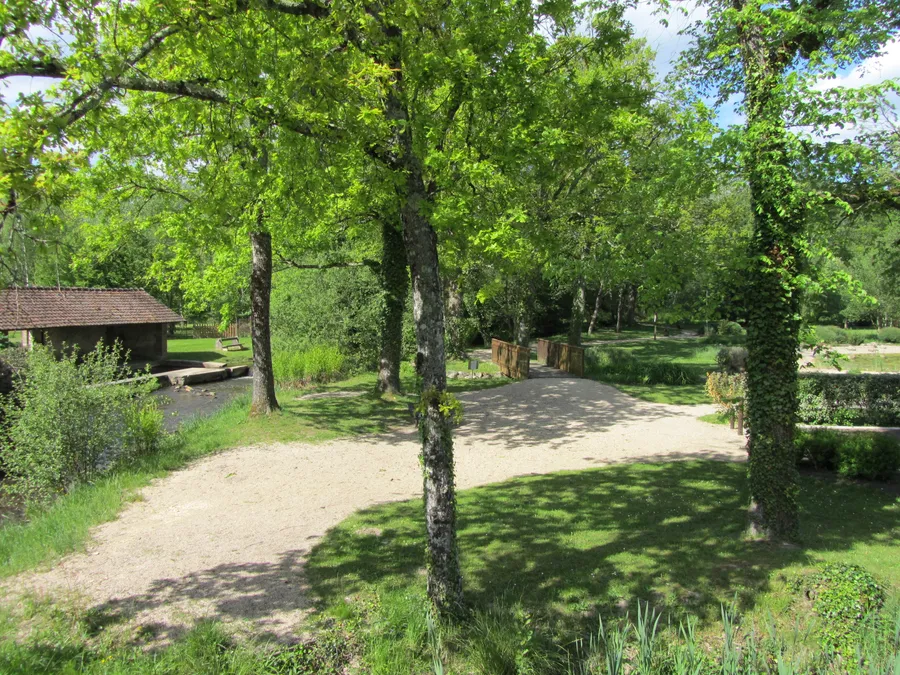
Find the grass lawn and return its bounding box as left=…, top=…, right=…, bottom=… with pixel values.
left=303, top=461, right=900, bottom=671
left=547, top=324, right=658, bottom=343
left=166, top=337, right=254, bottom=366
left=0, top=363, right=509, bottom=579
left=812, top=353, right=900, bottom=373
left=585, top=339, right=721, bottom=405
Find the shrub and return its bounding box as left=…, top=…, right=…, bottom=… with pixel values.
left=877, top=327, right=900, bottom=343
left=797, top=373, right=900, bottom=426
left=716, top=320, right=746, bottom=337
left=705, top=372, right=747, bottom=428
left=795, top=430, right=900, bottom=479
left=586, top=349, right=694, bottom=386
left=794, top=564, right=886, bottom=657
left=273, top=345, right=346, bottom=387
left=0, top=343, right=161, bottom=504
left=715, top=346, right=747, bottom=374
left=834, top=433, right=900, bottom=480
left=814, top=325, right=848, bottom=345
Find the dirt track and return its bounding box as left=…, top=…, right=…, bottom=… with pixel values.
left=8, top=377, right=745, bottom=643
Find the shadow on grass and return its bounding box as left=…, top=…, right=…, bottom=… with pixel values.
left=306, top=461, right=900, bottom=633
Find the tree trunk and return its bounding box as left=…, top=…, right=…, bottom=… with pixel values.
left=739, top=15, right=801, bottom=540
left=653, top=312, right=658, bottom=340
left=625, top=284, right=638, bottom=327
left=588, top=285, right=603, bottom=334
left=615, top=286, right=625, bottom=334
left=515, top=314, right=530, bottom=347
left=568, top=280, right=585, bottom=346
left=377, top=220, right=408, bottom=395
left=445, top=274, right=466, bottom=359
left=249, top=229, right=279, bottom=415
left=386, top=63, right=463, bottom=615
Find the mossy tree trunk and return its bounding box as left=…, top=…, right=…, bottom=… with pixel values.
left=377, top=220, right=408, bottom=395
left=385, top=52, right=463, bottom=616
left=249, top=229, right=279, bottom=415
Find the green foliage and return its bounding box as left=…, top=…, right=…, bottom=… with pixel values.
left=272, top=345, right=346, bottom=387
left=795, top=430, right=900, bottom=479
left=0, top=344, right=161, bottom=504
left=714, top=320, right=746, bottom=337
left=878, top=327, right=900, bottom=343
left=793, top=564, right=886, bottom=657
left=715, top=346, right=747, bottom=374
left=586, top=348, right=694, bottom=386
left=813, top=325, right=875, bottom=346
left=271, top=268, right=388, bottom=373
left=797, top=373, right=900, bottom=426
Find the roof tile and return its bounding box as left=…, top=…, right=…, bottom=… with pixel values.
left=0, top=287, right=183, bottom=331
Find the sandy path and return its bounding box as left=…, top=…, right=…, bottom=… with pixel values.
left=8, top=377, right=745, bottom=643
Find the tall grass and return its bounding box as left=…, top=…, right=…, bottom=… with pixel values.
left=272, top=344, right=345, bottom=386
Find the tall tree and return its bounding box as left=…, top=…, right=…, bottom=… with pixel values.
left=684, top=0, right=900, bottom=538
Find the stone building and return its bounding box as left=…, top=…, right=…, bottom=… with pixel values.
left=0, top=287, right=183, bottom=362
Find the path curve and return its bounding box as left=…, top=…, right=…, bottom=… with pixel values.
left=8, top=377, right=746, bottom=643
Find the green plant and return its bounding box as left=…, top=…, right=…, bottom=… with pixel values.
left=717, top=320, right=746, bottom=337
left=797, top=564, right=886, bottom=657
left=795, top=430, right=899, bottom=479
left=0, top=343, right=160, bottom=504
left=272, top=344, right=346, bottom=386
left=834, top=433, right=900, bottom=481
left=877, top=327, right=900, bottom=343
left=705, top=371, right=747, bottom=430
left=716, top=346, right=748, bottom=373
left=586, top=348, right=694, bottom=386
left=797, top=373, right=900, bottom=426
left=634, top=601, right=661, bottom=674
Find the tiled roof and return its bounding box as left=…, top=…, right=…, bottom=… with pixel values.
left=0, top=287, right=183, bottom=330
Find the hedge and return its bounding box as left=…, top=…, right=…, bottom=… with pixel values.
left=798, top=373, right=900, bottom=426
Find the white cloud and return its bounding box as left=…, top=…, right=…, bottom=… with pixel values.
left=0, top=77, right=58, bottom=106
left=624, top=1, right=706, bottom=78
left=815, top=38, right=900, bottom=90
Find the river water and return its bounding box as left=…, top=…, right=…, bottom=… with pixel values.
left=153, top=376, right=253, bottom=431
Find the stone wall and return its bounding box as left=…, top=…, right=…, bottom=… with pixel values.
left=30, top=323, right=168, bottom=361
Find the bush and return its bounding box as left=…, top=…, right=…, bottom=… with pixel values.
left=793, top=563, right=886, bottom=657
left=717, top=320, right=746, bottom=337
left=814, top=325, right=879, bottom=345
left=797, top=373, right=900, bottom=426
left=586, top=349, right=694, bottom=386
left=795, top=430, right=900, bottom=479
left=0, top=343, right=161, bottom=504
left=877, top=327, right=900, bottom=343
left=705, top=372, right=747, bottom=427
left=715, top=346, right=747, bottom=374
left=273, top=345, right=346, bottom=387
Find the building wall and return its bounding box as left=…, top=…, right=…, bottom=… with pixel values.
left=32, top=323, right=168, bottom=361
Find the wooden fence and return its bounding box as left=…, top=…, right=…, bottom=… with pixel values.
left=173, top=319, right=252, bottom=340
left=491, top=338, right=530, bottom=379
left=536, top=338, right=585, bottom=377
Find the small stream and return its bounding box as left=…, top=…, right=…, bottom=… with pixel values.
left=153, top=376, right=253, bottom=431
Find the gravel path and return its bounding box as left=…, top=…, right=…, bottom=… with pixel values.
left=8, top=377, right=745, bottom=643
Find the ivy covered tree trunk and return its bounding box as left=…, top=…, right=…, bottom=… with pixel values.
left=568, top=279, right=585, bottom=346
left=739, top=15, right=801, bottom=540
left=249, top=229, right=279, bottom=415
left=588, top=285, right=603, bottom=334
left=386, top=64, right=463, bottom=616
left=377, top=220, right=408, bottom=395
